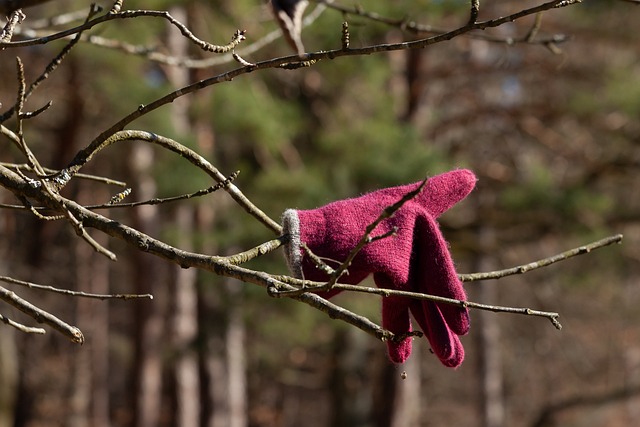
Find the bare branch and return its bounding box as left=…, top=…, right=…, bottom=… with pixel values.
left=0, top=8, right=246, bottom=52
left=0, top=312, right=46, bottom=335
left=1, top=5, right=97, bottom=124
left=0, top=165, right=396, bottom=344
left=88, top=171, right=240, bottom=210
left=269, top=233, right=624, bottom=330
left=0, top=275, right=153, bottom=300
left=232, top=52, right=256, bottom=68
left=0, top=285, right=84, bottom=343
left=0, top=161, right=127, bottom=187
left=83, top=2, right=328, bottom=68
left=225, top=237, right=287, bottom=265
left=325, top=283, right=562, bottom=330
left=459, top=234, right=624, bottom=282
left=317, top=0, right=569, bottom=46
left=63, top=130, right=280, bottom=233
left=66, top=0, right=573, bottom=184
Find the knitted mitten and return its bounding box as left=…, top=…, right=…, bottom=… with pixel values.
left=282, top=169, right=476, bottom=366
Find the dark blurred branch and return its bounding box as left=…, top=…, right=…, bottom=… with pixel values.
left=531, top=384, right=640, bottom=427
left=8, top=2, right=328, bottom=68
left=468, top=0, right=480, bottom=24
left=0, top=0, right=53, bottom=15
left=317, top=0, right=569, bottom=46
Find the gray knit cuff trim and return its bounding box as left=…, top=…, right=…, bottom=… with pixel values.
left=282, top=209, right=303, bottom=278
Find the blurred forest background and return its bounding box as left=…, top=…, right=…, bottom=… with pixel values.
left=0, top=0, right=639, bottom=426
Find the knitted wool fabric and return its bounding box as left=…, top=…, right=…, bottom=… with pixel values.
left=282, top=169, right=476, bottom=366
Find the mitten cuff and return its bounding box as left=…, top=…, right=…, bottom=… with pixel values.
left=282, top=209, right=304, bottom=278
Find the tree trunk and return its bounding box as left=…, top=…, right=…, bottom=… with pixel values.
left=131, top=143, right=167, bottom=427
left=225, top=279, right=247, bottom=427
left=475, top=225, right=504, bottom=427
left=0, top=326, right=17, bottom=427
left=165, top=7, right=201, bottom=425
left=173, top=204, right=201, bottom=427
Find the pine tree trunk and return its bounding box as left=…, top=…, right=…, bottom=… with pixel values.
left=475, top=225, right=504, bottom=427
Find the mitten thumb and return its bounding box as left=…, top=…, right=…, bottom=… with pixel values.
left=415, top=169, right=477, bottom=217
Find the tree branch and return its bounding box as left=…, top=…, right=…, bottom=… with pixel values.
left=0, top=276, right=153, bottom=300
left=326, top=283, right=562, bottom=330
left=0, top=7, right=246, bottom=51
left=459, top=234, right=623, bottom=282
left=0, top=285, right=84, bottom=343
left=0, top=312, right=46, bottom=335
left=62, top=130, right=280, bottom=233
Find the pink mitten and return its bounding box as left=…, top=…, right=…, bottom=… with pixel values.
left=282, top=170, right=476, bottom=366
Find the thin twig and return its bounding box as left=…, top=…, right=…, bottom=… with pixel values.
left=0, top=161, right=128, bottom=187
left=1, top=8, right=96, bottom=126
left=459, top=234, right=623, bottom=282
left=86, top=2, right=328, bottom=68
left=224, top=237, right=287, bottom=265
left=269, top=233, right=623, bottom=331
left=64, top=0, right=573, bottom=208
left=89, top=171, right=240, bottom=209
left=1, top=121, right=117, bottom=259
left=0, top=313, right=46, bottom=335
left=62, top=130, right=280, bottom=233
left=327, top=283, right=562, bottom=329
left=1, top=5, right=99, bottom=125
left=525, top=12, right=543, bottom=42
left=0, top=276, right=153, bottom=300
left=0, top=8, right=246, bottom=51
left=316, top=0, right=568, bottom=46
left=0, top=285, right=84, bottom=343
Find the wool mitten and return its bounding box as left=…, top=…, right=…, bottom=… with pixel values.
left=282, top=169, right=476, bottom=366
